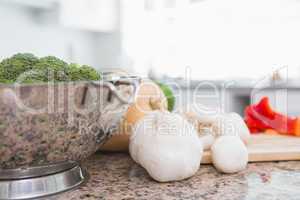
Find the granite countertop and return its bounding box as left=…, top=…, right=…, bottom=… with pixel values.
left=52, top=153, right=300, bottom=200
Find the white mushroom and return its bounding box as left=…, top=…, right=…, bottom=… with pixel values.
left=216, top=113, right=250, bottom=143
left=211, top=136, right=248, bottom=173
left=181, top=110, right=250, bottom=150
left=129, top=111, right=203, bottom=182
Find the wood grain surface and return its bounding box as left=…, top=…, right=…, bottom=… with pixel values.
left=201, top=134, right=300, bottom=164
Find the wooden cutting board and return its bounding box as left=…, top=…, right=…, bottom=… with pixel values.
left=201, top=134, right=300, bottom=164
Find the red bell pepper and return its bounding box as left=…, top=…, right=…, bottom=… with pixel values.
left=244, top=97, right=300, bottom=136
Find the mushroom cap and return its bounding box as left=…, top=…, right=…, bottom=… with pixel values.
left=211, top=136, right=248, bottom=173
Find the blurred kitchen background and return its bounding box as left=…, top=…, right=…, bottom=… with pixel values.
left=1, top=0, right=300, bottom=115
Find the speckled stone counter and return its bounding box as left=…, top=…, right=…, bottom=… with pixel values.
left=50, top=153, right=300, bottom=200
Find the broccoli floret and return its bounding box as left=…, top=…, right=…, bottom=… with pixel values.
left=34, top=56, right=69, bottom=82
left=16, top=70, right=47, bottom=84
left=68, top=63, right=101, bottom=81
left=0, top=53, right=39, bottom=82
left=0, top=78, right=14, bottom=84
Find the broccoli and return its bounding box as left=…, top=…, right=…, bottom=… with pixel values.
left=0, top=53, right=39, bottom=82
left=0, top=53, right=101, bottom=84
left=17, top=70, right=47, bottom=84
left=68, top=63, right=101, bottom=81
left=34, top=56, right=69, bottom=82
left=67, top=63, right=81, bottom=81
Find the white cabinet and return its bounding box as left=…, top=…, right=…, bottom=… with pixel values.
left=0, top=0, right=118, bottom=32
left=59, top=0, right=118, bottom=32
left=0, top=0, right=56, bottom=9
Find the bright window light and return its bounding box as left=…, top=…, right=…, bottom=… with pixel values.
left=121, top=0, right=300, bottom=80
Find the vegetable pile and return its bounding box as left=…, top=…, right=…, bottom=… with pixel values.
left=100, top=80, right=169, bottom=152
left=0, top=53, right=101, bottom=84
left=129, top=110, right=250, bottom=182
left=244, top=97, right=300, bottom=136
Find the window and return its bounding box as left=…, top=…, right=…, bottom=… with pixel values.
left=122, top=0, right=300, bottom=80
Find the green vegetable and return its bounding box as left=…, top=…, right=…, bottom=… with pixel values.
left=0, top=53, right=39, bottom=82
left=68, top=63, right=101, bottom=81
left=0, top=53, right=101, bottom=84
left=17, top=70, right=48, bottom=84
left=34, top=56, right=69, bottom=82
left=156, top=82, right=175, bottom=112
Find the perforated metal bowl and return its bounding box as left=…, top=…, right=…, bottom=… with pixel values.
left=0, top=78, right=139, bottom=199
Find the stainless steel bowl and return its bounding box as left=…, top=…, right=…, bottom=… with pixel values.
left=0, top=78, right=139, bottom=199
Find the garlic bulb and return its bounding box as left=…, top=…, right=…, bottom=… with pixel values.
left=129, top=111, right=203, bottom=182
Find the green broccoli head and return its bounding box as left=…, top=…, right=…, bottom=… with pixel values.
left=34, top=56, right=69, bottom=82
left=16, top=70, right=47, bottom=84
left=0, top=53, right=39, bottom=82
left=0, top=53, right=101, bottom=84
left=0, top=77, right=14, bottom=84
left=67, top=63, right=81, bottom=81
left=68, top=63, right=101, bottom=81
